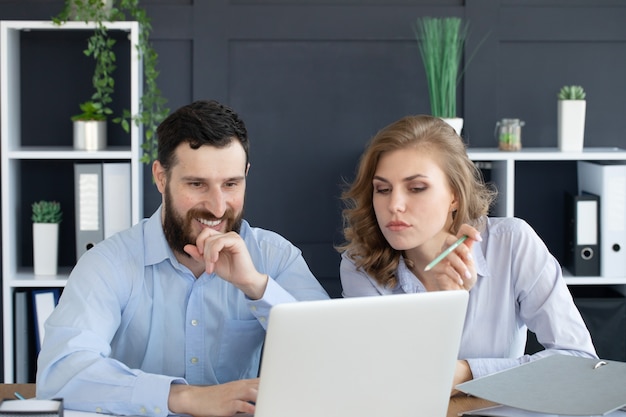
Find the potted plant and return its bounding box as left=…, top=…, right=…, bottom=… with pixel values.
left=414, top=16, right=469, bottom=135
left=53, top=0, right=169, bottom=163
left=32, top=201, right=63, bottom=276
left=557, top=85, right=586, bottom=152
left=71, top=19, right=115, bottom=151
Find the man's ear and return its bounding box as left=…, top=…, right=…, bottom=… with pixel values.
left=245, top=162, right=250, bottom=176
left=153, top=160, right=167, bottom=193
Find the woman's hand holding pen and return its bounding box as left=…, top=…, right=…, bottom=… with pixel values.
left=427, top=224, right=481, bottom=291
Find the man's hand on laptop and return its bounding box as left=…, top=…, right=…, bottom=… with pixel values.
left=168, top=378, right=259, bottom=416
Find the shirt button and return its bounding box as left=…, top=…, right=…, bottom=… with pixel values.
left=191, top=319, right=198, bottom=326
left=154, top=407, right=161, bottom=414
left=95, top=408, right=102, bottom=413
left=250, top=305, right=257, bottom=312
left=190, top=357, right=198, bottom=364
left=140, top=407, right=147, bottom=414
left=259, top=316, right=267, bottom=323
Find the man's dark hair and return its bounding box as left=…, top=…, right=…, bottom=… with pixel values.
left=156, top=99, right=249, bottom=171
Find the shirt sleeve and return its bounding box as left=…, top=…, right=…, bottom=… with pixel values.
left=245, top=232, right=330, bottom=329
left=247, top=278, right=296, bottom=329
left=465, top=219, right=598, bottom=379
left=340, top=252, right=391, bottom=297
left=36, top=248, right=181, bottom=417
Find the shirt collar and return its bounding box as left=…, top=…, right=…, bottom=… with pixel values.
left=397, top=257, right=426, bottom=293
left=143, top=205, right=176, bottom=267
left=473, top=240, right=490, bottom=278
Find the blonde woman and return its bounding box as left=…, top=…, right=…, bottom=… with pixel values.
left=338, top=115, right=597, bottom=394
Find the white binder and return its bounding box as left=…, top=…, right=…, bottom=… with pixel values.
left=565, top=192, right=600, bottom=276
left=577, top=161, right=626, bottom=277
left=32, top=289, right=60, bottom=353
left=102, top=162, right=131, bottom=238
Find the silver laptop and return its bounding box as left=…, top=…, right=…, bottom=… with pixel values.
left=252, top=290, right=469, bottom=417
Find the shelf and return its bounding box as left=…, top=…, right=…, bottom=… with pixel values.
left=466, top=147, right=626, bottom=218
left=7, top=268, right=71, bottom=288
left=1, top=19, right=143, bottom=383
left=467, top=147, right=626, bottom=161
left=564, top=277, right=626, bottom=285
left=1, top=20, right=136, bottom=32
left=7, top=147, right=133, bottom=160
left=563, top=268, right=626, bottom=285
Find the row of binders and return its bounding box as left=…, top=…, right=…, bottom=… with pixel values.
left=565, top=161, right=626, bottom=277
left=14, top=288, right=61, bottom=383
left=74, top=162, right=132, bottom=261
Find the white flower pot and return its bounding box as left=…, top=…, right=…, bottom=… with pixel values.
left=441, top=117, right=464, bottom=136
left=33, top=223, right=59, bottom=275
left=73, top=120, right=107, bottom=151
left=557, top=100, right=586, bottom=152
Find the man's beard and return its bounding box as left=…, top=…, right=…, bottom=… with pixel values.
left=162, top=187, right=244, bottom=257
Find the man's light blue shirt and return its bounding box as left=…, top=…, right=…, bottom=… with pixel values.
left=341, top=217, right=597, bottom=379
left=37, top=206, right=329, bottom=416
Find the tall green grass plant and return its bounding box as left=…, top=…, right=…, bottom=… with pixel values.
left=414, top=17, right=468, bottom=118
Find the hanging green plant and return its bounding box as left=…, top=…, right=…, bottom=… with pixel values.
left=53, top=0, right=169, bottom=164
left=54, top=1, right=116, bottom=122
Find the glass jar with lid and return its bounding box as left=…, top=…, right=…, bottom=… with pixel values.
left=495, top=118, right=524, bottom=151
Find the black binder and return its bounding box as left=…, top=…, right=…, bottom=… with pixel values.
left=564, top=192, right=600, bottom=276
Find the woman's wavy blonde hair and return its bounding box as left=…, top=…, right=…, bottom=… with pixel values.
left=338, top=115, right=496, bottom=288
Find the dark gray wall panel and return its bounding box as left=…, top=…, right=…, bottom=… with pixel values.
left=464, top=2, right=626, bottom=147
left=228, top=39, right=430, bottom=237
left=2, top=0, right=626, bottom=300
left=226, top=39, right=434, bottom=294
left=142, top=39, right=194, bottom=215
left=495, top=41, right=626, bottom=148
left=192, top=1, right=463, bottom=102
left=498, top=6, right=626, bottom=41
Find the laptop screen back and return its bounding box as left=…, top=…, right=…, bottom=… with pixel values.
left=254, top=290, right=469, bottom=417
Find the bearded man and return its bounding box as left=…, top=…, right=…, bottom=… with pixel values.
left=36, top=100, right=329, bottom=417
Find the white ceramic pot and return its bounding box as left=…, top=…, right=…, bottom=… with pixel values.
left=441, top=117, right=464, bottom=136
left=74, top=120, right=107, bottom=151
left=33, top=223, right=59, bottom=275
left=558, top=100, right=586, bottom=152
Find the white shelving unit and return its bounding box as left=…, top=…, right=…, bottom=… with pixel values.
left=467, top=147, right=626, bottom=286
left=1, top=20, right=143, bottom=382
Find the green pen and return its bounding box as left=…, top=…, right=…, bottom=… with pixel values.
left=424, top=235, right=468, bottom=271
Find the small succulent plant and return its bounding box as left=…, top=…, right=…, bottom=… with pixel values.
left=32, top=201, right=63, bottom=224
left=558, top=85, right=586, bottom=100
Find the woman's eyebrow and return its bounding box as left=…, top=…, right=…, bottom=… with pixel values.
left=373, top=174, right=428, bottom=182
